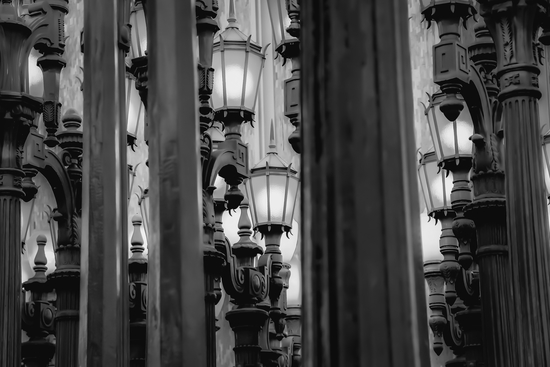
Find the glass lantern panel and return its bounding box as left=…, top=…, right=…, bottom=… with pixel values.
left=28, top=48, right=43, bottom=98
left=243, top=50, right=264, bottom=111
left=126, top=76, right=144, bottom=137
left=543, top=137, right=550, bottom=197
left=287, top=255, right=301, bottom=306
left=283, top=175, right=299, bottom=224
left=130, top=4, right=147, bottom=58
left=430, top=100, right=474, bottom=161
left=267, top=174, right=288, bottom=223
left=223, top=48, right=248, bottom=108
left=249, top=174, right=270, bottom=225
left=418, top=157, right=452, bottom=214
left=212, top=49, right=223, bottom=109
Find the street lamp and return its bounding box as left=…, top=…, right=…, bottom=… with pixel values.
left=418, top=152, right=465, bottom=357
left=212, top=0, right=268, bottom=124
left=425, top=92, right=474, bottom=167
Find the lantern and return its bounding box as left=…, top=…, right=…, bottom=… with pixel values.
left=266, top=0, right=297, bottom=55
left=212, top=1, right=268, bottom=123
left=418, top=151, right=453, bottom=217
left=245, top=143, right=300, bottom=233
left=425, top=92, right=474, bottom=166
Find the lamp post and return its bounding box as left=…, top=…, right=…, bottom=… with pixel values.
left=421, top=1, right=550, bottom=365
left=266, top=0, right=301, bottom=153
left=0, top=1, right=67, bottom=365
left=245, top=128, right=300, bottom=367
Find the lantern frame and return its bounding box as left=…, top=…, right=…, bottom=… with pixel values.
left=212, top=16, right=268, bottom=123
left=418, top=151, right=453, bottom=217
left=245, top=152, right=300, bottom=233
left=425, top=92, right=474, bottom=168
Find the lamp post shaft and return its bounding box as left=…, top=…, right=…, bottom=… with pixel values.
left=81, top=0, right=130, bottom=363
left=146, top=1, right=207, bottom=366
left=480, top=2, right=550, bottom=365
left=300, top=1, right=430, bottom=366
left=0, top=5, right=41, bottom=365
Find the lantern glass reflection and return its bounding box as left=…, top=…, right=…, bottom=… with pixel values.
left=287, top=255, right=301, bottom=306
left=426, top=93, right=474, bottom=164
left=130, top=1, right=147, bottom=59
left=418, top=151, right=453, bottom=216
left=28, top=48, right=43, bottom=98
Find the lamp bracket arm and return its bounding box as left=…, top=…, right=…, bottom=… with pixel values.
left=466, top=65, right=494, bottom=137
left=38, top=150, right=78, bottom=247
left=25, top=1, right=68, bottom=55
left=205, top=148, right=247, bottom=188
left=221, top=238, right=269, bottom=303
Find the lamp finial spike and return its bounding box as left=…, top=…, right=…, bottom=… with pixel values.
left=227, top=0, right=238, bottom=27
left=269, top=120, right=276, bottom=151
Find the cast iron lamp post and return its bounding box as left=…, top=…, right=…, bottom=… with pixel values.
left=0, top=1, right=69, bottom=365
left=418, top=151, right=470, bottom=359
left=266, top=0, right=301, bottom=153
left=245, top=131, right=300, bottom=367
left=422, top=1, right=550, bottom=365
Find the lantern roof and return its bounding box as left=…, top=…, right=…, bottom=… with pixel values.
left=214, top=0, right=263, bottom=53
left=250, top=122, right=297, bottom=174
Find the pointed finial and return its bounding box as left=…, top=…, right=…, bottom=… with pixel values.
left=33, top=235, right=48, bottom=279
left=227, top=0, right=238, bottom=28
left=130, top=214, right=146, bottom=260
left=269, top=120, right=276, bottom=151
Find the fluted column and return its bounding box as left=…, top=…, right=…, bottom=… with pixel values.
left=0, top=2, right=41, bottom=365
left=480, top=3, right=550, bottom=365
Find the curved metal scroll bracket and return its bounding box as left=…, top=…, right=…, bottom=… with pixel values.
left=38, top=149, right=77, bottom=247
left=220, top=237, right=269, bottom=305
